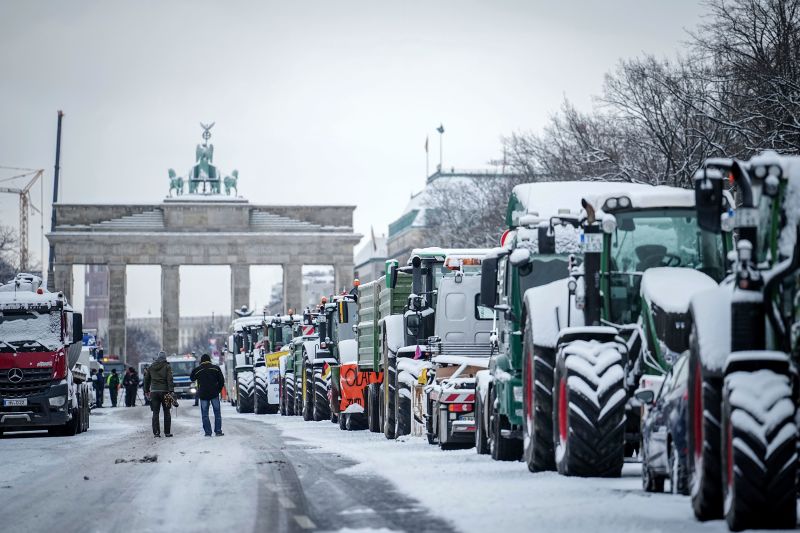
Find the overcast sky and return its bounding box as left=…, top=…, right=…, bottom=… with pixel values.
left=0, top=0, right=705, bottom=317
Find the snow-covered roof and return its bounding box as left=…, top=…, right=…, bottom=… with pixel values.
left=231, top=316, right=264, bottom=331
left=587, top=185, right=695, bottom=212
left=0, top=274, right=63, bottom=308
left=355, top=235, right=387, bottom=267
left=507, top=181, right=649, bottom=228
left=408, top=247, right=491, bottom=262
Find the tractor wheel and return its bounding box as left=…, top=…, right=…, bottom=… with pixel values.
left=236, top=378, right=254, bottom=414
left=721, top=370, right=797, bottom=531
left=642, top=463, right=665, bottom=492
left=395, top=377, right=411, bottom=437
left=285, top=375, right=295, bottom=416
left=475, top=390, right=489, bottom=455
left=384, top=357, right=397, bottom=440
left=339, top=412, right=348, bottom=430
left=313, top=369, right=330, bottom=422
left=489, top=386, right=522, bottom=461
left=426, top=398, right=438, bottom=446
left=523, top=325, right=556, bottom=472
left=302, top=364, right=313, bottom=421
left=688, top=332, right=723, bottom=520
left=348, top=412, right=368, bottom=431
left=553, top=340, right=625, bottom=477
left=254, top=372, right=268, bottom=415
left=367, top=383, right=381, bottom=433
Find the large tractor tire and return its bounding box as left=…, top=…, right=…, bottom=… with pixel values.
left=489, top=386, right=522, bottom=461
left=284, top=375, right=295, bottom=416
left=384, top=356, right=397, bottom=440
left=426, top=398, right=438, bottom=446
left=302, top=363, right=313, bottom=421
left=395, top=377, right=412, bottom=437
left=348, top=412, right=368, bottom=431
left=523, top=325, right=556, bottom=472
left=475, top=390, right=489, bottom=455
left=553, top=340, right=625, bottom=477
left=254, top=369, right=269, bottom=415
left=687, top=333, right=723, bottom=521
left=721, top=369, right=797, bottom=531
left=312, top=368, right=331, bottom=422
left=236, top=374, right=255, bottom=414
left=339, top=412, right=348, bottom=430
left=367, top=383, right=381, bottom=433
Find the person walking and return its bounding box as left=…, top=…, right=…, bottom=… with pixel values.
left=107, top=369, right=120, bottom=407
left=144, top=351, right=174, bottom=437
left=94, top=367, right=105, bottom=408
left=123, top=367, right=139, bottom=407
left=190, top=353, right=225, bottom=437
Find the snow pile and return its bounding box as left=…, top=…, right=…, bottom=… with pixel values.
left=689, top=284, right=732, bottom=372
left=383, top=315, right=405, bottom=353
left=586, top=185, right=695, bottom=213
left=641, top=268, right=717, bottom=313
left=338, top=339, right=358, bottom=364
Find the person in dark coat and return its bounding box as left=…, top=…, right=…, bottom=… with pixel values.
left=94, top=367, right=105, bottom=407
left=107, top=369, right=120, bottom=407
left=122, top=367, right=139, bottom=407
left=190, top=353, right=226, bottom=436
left=144, top=351, right=174, bottom=437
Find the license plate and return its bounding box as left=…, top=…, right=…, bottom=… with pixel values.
left=459, top=414, right=474, bottom=421
left=4, top=399, right=27, bottom=407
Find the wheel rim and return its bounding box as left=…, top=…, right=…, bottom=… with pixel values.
left=558, top=377, right=568, bottom=443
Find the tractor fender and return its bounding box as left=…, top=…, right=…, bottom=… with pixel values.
left=689, top=284, right=732, bottom=375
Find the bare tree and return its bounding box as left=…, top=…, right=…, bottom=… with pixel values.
left=0, top=226, right=18, bottom=283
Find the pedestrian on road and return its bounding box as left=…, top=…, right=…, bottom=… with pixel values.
left=94, top=367, right=105, bottom=408
left=190, top=353, right=225, bottom=437
left=144, top=351, right=174, bottom=437
left=123, top=367, right=139, bottom=407
left=107, top=369, right=120, bottom=407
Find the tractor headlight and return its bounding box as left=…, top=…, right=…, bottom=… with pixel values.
left=190, top=387, right=197, bottom=394
left=49, top=395, right=66, bottom=407
left=602, top=214, right=617, bottom=234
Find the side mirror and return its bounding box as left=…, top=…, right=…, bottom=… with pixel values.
left=634, top=388, right=655, bottom=404
left=509, top=248, right=531, bottom=267
left=480, top=256, right=499, bottom=308
left=406, top=313, right=420, bottom=335
left=386, top=260, right=399, bottom=289
left=538, top=226, right=556, bottom=254
left=72, top=313, right=83, bottom=343
left=695, top=169, right=724, bottom=233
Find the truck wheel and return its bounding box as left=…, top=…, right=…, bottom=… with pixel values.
left=688, top=332, right=723, bottom=520
left=394, top=378, right=411, bottom=437
left=349, top=412, right=368, bottom=431
left=523, top=325, right=556, bottom=472
left=475, top=391, right=489, bottom=455
left=384, top=357, right=397, bottom=440
left=721, top=369, right=796, bottom=531
left=313, top=369, right=330, bottom=422
left=254, top=373, right=269, bottom=415
left=367, top=383, right=381, bottom=433
left=339, top=412, right=348, bottom=430
left=426, top=398, right=438, bottom=446
left=489, top=386, right=522, bottom=461
left=553, top=340, right=625, bottom=477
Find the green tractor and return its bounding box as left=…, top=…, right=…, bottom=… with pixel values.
left=688, top=152, right=800, bottom=530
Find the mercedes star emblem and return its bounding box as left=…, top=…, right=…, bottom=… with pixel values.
left=7, top=368, right=23, bottom=383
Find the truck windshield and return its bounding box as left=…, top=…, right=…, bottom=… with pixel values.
left=519, top=257, right=570, bottom=295
left=607, top=208, right=725, bottom=324
left=0, top=309, right=61, bottom=351
left=170, top=361, right=195, bottom=376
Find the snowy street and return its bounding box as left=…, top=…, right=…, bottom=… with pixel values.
left=1, top=403, right=789, bottom=533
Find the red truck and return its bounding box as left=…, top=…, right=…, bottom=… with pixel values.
left=0, top=273, right=90, bottom=436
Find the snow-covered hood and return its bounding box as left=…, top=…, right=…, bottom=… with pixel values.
left=338, top=339, right=357, bottom=364
left=641, top=267, right=717, bottom=314
left=525, top=278, right=584, bottom=348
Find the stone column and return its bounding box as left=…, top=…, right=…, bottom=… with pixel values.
left=53, top=263, right=74, bottom=303
left=282, top=264, right=303, bottom=314
left=230, top=264, right=250, bottom=316
left=107, top=264, right=127, bottom=362
left=161, top=264, right=180, bottom=355
left=334, top=263, right=355, bottom=295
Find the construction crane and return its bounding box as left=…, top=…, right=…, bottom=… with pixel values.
left=0, top=168, right=43, bottom=271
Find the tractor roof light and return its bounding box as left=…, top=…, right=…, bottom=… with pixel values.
left=603, top=197, right=618, bottom=211
left=601, top=214, right=617, bottom=234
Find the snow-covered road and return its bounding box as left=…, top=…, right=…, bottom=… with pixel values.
left=1, top=404, right=794, bottom=533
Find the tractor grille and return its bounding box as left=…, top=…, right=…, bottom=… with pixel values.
left=0, top=368, right=53, bottom=398
left=429, top=342, right=495, bottom=358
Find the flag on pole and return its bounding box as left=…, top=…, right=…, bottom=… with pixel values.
left=424, top=136, right=429, bottom=153
left=371, top=225, right=377, bottom=251
left=437, top=124, right=445, bottom=134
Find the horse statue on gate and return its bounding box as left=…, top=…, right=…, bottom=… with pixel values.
left=224, top=170, right=239, bottom=196
left=168, top=169, right=184, bottom=197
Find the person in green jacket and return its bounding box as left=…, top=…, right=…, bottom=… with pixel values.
left=107, top=369, right=121, bottom=407
left=144, top=351, right=174, bottom=437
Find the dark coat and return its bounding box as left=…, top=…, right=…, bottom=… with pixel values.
left=144, top=360, right=173, bottom=393
left=190, top=362, right=225, bottom=400
left=95, top=370, right=105, bottom=390
left=123, top=373, right=139, bottom=389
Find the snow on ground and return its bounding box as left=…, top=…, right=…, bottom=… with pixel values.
left=232, top=408, right=796, bottom=533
